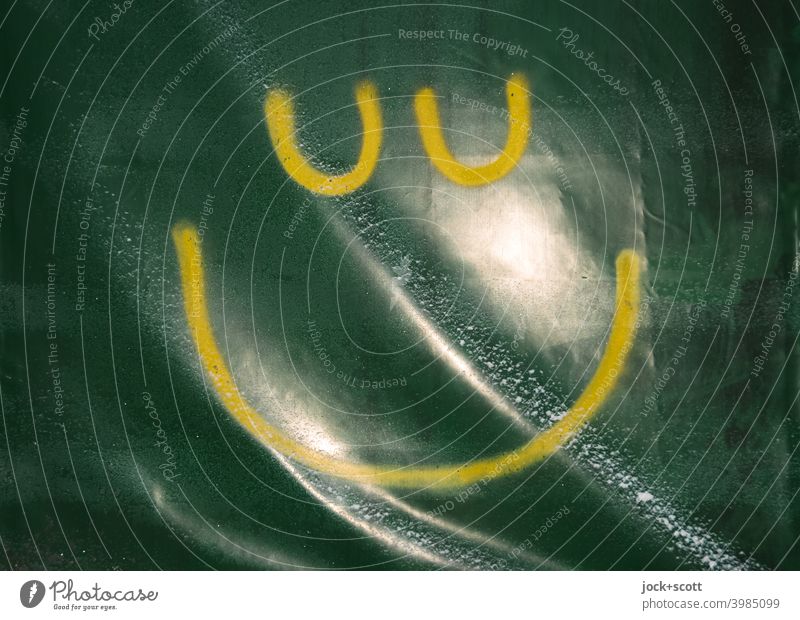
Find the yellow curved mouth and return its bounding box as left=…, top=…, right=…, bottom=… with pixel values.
left=172, top=223, right=641, bottom=490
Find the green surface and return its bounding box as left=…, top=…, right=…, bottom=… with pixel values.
left=1, top=0, right=799, bottom=569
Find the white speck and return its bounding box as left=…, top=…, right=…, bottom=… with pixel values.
left=636, top=491, right=654, bottom=503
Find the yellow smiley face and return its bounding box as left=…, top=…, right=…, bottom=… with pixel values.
left=172, top=74, right=642, bottom=490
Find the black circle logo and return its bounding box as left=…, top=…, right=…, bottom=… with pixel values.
left=19, top=580, right=45, bottom=608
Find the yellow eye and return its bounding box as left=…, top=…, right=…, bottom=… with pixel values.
left=264, top=81, right=382, bottom=196
left=414, top=74, right=531, bottom=185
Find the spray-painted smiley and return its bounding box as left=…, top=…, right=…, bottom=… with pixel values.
left=172, top=74, right=642, bottom=490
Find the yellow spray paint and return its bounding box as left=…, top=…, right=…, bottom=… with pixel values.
left=173, top=223, right=641, bottom=490
left=415, top=74, right=531, bottom=186
left=264, top=81, right=382, bottom=196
